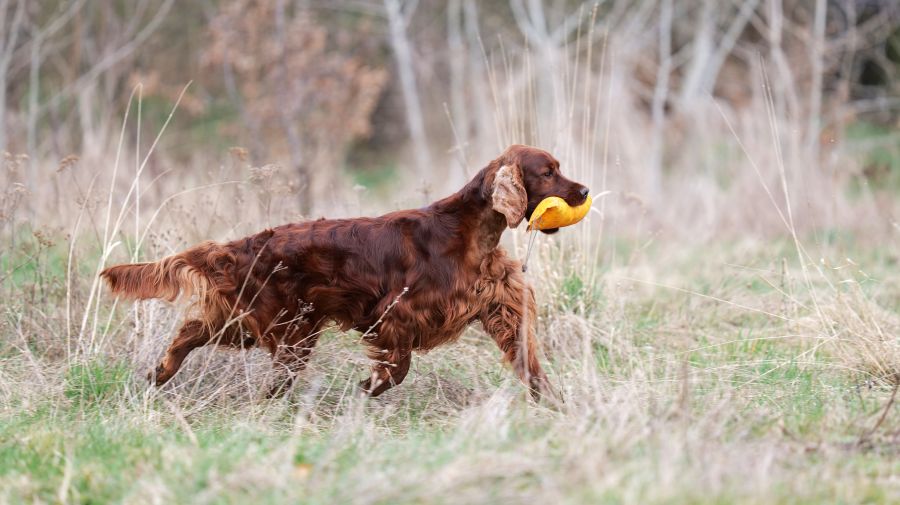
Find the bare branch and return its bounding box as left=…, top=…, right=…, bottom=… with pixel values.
left=37, top=0, right=176, bottom=117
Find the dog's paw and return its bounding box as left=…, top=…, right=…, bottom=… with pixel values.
left=358, top=378, right=374, bottom=396
left=147, top=364, right=172, bottom=386
left=266, top=380, right=294, bottom=399
left=358, top=375, right=387, bottom=397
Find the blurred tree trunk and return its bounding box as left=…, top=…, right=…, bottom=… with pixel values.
left=447, top=0, right=470, bottom=181
left=807, top=0, right=827, bottom=156
left=508, top=0, right=581, bottom=145
left=384, top=0, right=432, bottom=181
left=0, top=0, right=26, bottom=154
left=274, top=0, right=311, bottom=215
left=649, top=0, right=672, bottom=200
left=677, top=0, right=759, bottom=109
left=677, top=0, right=714, bottom=110
left=463, top=0, right=493, bottom=163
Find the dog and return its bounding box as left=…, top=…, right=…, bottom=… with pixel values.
left=101, top=144, right=589, bottom=398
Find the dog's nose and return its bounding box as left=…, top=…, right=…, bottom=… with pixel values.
left=579, top=187, right=590, bottom=198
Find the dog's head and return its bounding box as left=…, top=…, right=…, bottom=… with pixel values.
left=489, top=144, right=589, bottom=234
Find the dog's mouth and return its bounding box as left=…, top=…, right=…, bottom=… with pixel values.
left=525, top=192, right=589, bottom=233
left=524, top=203, right=538, bottom=223
left=566, top=193, right=590, bottom=207
left=524, top=202, right=562, bottom=235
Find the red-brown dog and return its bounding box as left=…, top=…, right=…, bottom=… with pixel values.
left=102, top=145, right=589, bottom=397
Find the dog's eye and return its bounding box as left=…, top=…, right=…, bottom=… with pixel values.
left=543, top=170, right=553, bottom=178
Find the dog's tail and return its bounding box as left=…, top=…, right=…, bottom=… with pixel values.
left=100, top=241, right=230, bottom=309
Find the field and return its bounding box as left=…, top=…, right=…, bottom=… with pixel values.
left=3, top=1, right=900, bottom=503
left=1, top=182, right=898, bottom=503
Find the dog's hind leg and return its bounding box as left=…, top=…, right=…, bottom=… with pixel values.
left=150, top=320, right=214, bottom=386
left=267, top=328, right=321, bottom=398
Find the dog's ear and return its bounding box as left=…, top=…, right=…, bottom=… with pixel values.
left=491, top=164, right=526, bottom=228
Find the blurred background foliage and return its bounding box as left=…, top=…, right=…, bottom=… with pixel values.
left=1, top=0, right=899, bottom=223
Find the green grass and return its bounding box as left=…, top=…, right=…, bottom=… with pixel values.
left=846, top=121, right=900, bottom=192
left=0, top=235, right=898, bottom=504
left=64, top=360, right=132, bottom=407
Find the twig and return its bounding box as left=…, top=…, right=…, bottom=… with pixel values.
left=359, top=287, right=409, bottom=341
left=858, top=381, right=899, bottom=447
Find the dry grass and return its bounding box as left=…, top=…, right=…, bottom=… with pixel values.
left=2, top=22, right=900, bottom=503
left=1, top=176, right=898, bottom=503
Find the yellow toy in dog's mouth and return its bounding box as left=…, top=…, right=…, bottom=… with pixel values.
left=527, top=195, right=593, bottom=231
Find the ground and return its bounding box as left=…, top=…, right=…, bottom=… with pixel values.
left=1, top=234, right=897, bottom=504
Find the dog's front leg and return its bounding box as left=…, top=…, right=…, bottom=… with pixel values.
left=360, top=347, right=412, bottom=397
left=479, top=275, right=550, bottom=400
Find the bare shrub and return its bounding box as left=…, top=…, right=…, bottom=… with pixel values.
left=203, top=0, right=388, bottom=213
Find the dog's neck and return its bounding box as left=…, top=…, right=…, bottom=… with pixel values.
left=432, top=165, right=510, bottom=259
left=471, top=206, right=507, bottom=257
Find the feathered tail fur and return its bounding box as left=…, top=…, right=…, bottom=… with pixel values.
left=100, top=242, right=232, bottom=322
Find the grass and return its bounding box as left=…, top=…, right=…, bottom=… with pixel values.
left=2, top=19, right=899, bottom=501
left=1, top=234, right=898, bottom=504
left=845, top=121, right=900, bottom=193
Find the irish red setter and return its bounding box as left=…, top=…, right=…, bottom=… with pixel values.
left=101, top=145, right=589, bottom=398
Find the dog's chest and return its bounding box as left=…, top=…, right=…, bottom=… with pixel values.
left=409, top=254, right=518, bottom=348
